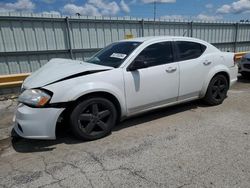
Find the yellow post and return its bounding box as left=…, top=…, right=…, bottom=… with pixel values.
left=125, top=34, right=134, bottom=39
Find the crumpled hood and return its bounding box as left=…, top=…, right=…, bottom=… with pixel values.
left=23, top=58, right=113, bottom=89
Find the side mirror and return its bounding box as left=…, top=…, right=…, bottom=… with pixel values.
left=128, top=60, right=148, bottom=71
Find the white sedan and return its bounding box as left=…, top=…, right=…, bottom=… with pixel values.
left=13, top=36, right=238, bottom=140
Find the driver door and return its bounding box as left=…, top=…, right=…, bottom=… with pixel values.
left=123, top=41, right=180, bottom=115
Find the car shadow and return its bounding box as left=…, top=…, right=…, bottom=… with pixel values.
left=113, top=100, right=207, bottom=132
left=11, top=100, right=208, bottom=153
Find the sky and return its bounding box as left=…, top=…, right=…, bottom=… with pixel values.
left=0, top=0, right=250, bottom=21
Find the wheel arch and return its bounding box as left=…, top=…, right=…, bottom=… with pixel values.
left=55, top=91, right=123, bottom=137
left=59, top=91, right=123, bottom=122
left=200, top=66, right=230, bottom=97
left=75, top=91, right=122, bottom=120
left=213, top=71, right=230, bottom=85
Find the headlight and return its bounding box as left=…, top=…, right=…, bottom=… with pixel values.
left=18, top=89, right=52, bottom=107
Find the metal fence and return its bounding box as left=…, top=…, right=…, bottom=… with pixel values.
left=1, top=12, right=250, bottom=75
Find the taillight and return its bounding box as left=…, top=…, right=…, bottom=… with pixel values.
left=233, top=54, right=237, bottom=66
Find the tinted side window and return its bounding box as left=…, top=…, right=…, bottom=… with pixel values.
left=134, top=42, right=173, bottom=67
left=176, top=41, right=206, bottom=61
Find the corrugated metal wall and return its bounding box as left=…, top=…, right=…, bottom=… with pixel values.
left=1, top=12, right=250, bottom=75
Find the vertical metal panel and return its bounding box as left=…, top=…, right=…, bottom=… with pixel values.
left=96, top=23, right=105, bottom=48
left=247, top=25, right=250, bottom=43
left=154, top=23, right=160, bottom=36
left=147, top=23, right=155, bottom=36
left=203, top=25, right=209, bottom=42
left=54, top=22, right=67, bottom=50
left=33, top=22, right=47, bottom=50
left=74, top=52, right=84, bottom=61
left=1, top=21, right=15, bottom=52
left=117, top=23, right=125, bottom=40
left=44, top=22, right=57, bottom=50
left=131, top=23, right=140, bottom=38
left=12, top=21, right=25, bottom=51
left=0, top=57, right=9, bottom=75
left=110, top=22, right=117, bottom=42
left=88, top=23, right=98, bottom=48
left=126, top=22, right=132, bottom=37
left=236, top=42, right=250, bottom=52
left=24, top=21, right=38, bottom=51
left=80, top=22, right=91, bottom=48
left=7, top=56, right=20, bottom=74
left=18, top=56, right=30, bottom=73
left=71, top=22, right=82, bottom=49
left=159, top=24, right=165, bottom=36
left=47, top=54, right=55, bottom=62
left=103, top=22, right=112, bottom=46
left=39, top=55, right=49, bottom=67
left=81, top=50, right=98, bottom=60
left=143, top=23, right=148, bottom=36
left=0, top=26, right=4, bottom=52
left=29, top=55, right=41, bottom=72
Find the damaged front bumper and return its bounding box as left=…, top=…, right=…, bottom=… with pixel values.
left=12, top=103, right=65, bottom=140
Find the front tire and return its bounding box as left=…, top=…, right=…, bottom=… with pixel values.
left=70, top=97, right=117, bottom=141
left=203, top=74, right=229, bottom=106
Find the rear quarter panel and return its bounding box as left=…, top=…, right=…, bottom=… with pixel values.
left=200, top=51, right=237, bottom=97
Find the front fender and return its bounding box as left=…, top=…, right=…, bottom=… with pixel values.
left=200, top=65, right=230, bottom=97
left=44, top=80, right=127, bottom=116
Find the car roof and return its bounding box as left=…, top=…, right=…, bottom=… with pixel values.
left=121, top=36, right=206, bottom=43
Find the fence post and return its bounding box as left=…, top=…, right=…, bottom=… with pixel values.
left=189, top=21, right=193, bottom=37
left=65, top=17, right=73, bottom=59
left=140, top=19, right=144, bottom=37
left=234, top=22, right=239, bottom=53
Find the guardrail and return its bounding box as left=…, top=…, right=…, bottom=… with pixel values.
left=0, top=51, right=249, bottom=89
left=234, top=51, right=248, bottom=61
left=0, top=73, right=30, bottom=88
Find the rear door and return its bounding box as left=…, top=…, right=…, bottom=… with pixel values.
left=174, top=40, right=210, bottom=100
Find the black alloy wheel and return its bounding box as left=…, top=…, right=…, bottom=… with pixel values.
left=70, top=97, right=117, bottom=140
left=203, top=74, right=229, bottom=105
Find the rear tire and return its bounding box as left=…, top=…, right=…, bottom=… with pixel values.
left=70, top=97, right=117, bottom=141
left=203, top=74, right=229, bottom=106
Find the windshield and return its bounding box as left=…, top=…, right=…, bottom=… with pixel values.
left=86, top=41, right=142, bottom=68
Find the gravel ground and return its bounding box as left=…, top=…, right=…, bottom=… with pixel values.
left=0, top=77, right=249, bottom=188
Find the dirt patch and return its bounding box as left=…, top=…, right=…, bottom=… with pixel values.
left=0, top=137, right=12, bottom=155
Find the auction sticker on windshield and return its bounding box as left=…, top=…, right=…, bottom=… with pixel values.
left=110, top=53, right=127, bottom=59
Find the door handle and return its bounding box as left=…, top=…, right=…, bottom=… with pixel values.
left=203, top=61, right=212, bottom=65
left=165, top=67, right=177, bottom=73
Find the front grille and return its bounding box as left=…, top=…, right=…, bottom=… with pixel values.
left=243, top=64, right=250, bottom=69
